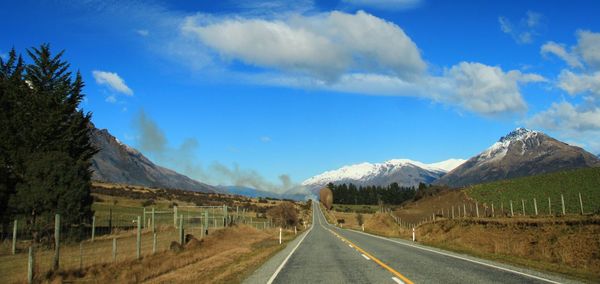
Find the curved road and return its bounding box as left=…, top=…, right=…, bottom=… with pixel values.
left=246, top=202, right=577, bottom=284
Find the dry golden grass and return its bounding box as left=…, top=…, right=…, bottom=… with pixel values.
left=46, top=225, right=300, bottom=284
left=394, top=190, right=471, bottom=224
left=416, top=217, right=600, bottom=281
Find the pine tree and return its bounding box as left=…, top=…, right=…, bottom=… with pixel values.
left=1, top=44, right=96, bottom=239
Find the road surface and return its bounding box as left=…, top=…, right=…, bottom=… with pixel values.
left=245, top=202, right=577, bottom=284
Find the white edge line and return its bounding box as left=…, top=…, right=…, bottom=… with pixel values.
left=361, top=254, right=371, bottom=260
left=266, top=203, right=315, bottom=284
left=392, top=276, right=404, bottom=284
left=345, top=228, right=562, bottom=284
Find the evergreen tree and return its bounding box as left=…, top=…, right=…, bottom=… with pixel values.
left=0, top=45, right=95, bottom=238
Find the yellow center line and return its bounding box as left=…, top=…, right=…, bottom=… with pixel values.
left=326, top=227, right=414, bottom=284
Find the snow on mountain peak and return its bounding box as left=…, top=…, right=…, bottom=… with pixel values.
left=301, top=158, right=464, bottom=186
left=478, top=128, right=541, bottom=163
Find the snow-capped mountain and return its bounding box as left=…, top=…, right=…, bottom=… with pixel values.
left=302, top=158, right=465, bottom=190
left=435, top=128, right=600, bottom=187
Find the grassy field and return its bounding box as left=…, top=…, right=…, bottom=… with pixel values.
left=465, top=167, right=600, bottom=215
left=1, top=182, right=311, bottom=283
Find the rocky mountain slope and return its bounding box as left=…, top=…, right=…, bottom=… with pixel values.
left=302, top=158, right=465, bottom=190
left=434, top=128, right=600, bottom=187
left=90, top=125, right=216, bottom=193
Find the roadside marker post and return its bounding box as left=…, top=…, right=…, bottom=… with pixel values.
left=294, top=226, right=297, bottom=235
left=412, top=227, right=415, bottom=242
left=279, top=227, right=282, bottom=244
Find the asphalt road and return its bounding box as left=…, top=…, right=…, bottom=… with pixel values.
left=246, top=202, right=577, bottom=284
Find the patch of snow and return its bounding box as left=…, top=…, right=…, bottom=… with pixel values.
left=428, top=159, right=467, bottom=172
left=476, top=128, right=540, bottom=163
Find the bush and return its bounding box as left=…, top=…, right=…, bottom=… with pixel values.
left=141, top=199, right=155, bottom=207
left=356, top=213, right=364, bottom=226
left=267, top=202, right=298, bottom=227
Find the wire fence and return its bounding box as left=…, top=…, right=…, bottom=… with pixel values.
left=0, top=205, right=275, bottom=283
left=386, top=191, right=596, bottom=229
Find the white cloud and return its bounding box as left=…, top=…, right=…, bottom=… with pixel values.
left=527, top=101, right=600, bottom=132
left=541, top=41, right=583, bottom=68
left=252, top=62, right=544, bottom=116
left=136, top=29, right=149, bottom=36
left=576, top=30, right=600, bottom=70
left=260, top=136, right=272, bottom=143
left=341, top=0, right=422, bottom=10
left=440, top=62, right=544, bottom=115
left=558, top=70, right=600, bottom=97
left=498, top=11, right=543, bottom=44
left=541, top=30, right=600, bottom=71
left=92, top=70, right=134, bottom=95
left=181, top=10, right=426, bottom=82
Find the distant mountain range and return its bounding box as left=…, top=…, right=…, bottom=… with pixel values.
left=90, top=125, right=217, bottom=193
left=221, top=186, right=308, bottom=200
left=434, top=128, right=600, bottom=187
left=301, top=158, right=466, bottom=191
left=303, top=128, right=600, bottom=190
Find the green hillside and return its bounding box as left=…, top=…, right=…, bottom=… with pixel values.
left=465, top=167, right=600, bottom=215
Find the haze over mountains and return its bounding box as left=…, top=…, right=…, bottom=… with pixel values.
left=90, top=125, right=217, bottom=193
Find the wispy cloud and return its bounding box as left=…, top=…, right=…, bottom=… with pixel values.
left=92, top=70, right=134, bottom=96
left=136, top=29, right=149, bottom=36
left=498, top=11, right=543, bottom=44
left=341, top=0, right=423, bottom=10
left=260, top=136, right=272, bottom=143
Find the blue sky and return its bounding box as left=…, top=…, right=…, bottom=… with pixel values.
left=2, top=0, right=600, bottom=191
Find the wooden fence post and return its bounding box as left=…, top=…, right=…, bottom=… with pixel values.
left=109, top=208, right=113, bottom=234
left=112, top=238, right=117, bottom=262
left=205, top=211, right=209, bottom=235
left=179, top=215, right=184, bottom=245
left=561, top=194, right=566, bottom=215
left=510, top=200, right=514, bottom=217
left=12, top=220, right=17, bottom=255
left=579, top=193, right=584, bottom=215
left=143, top=207, right=146, bottom=229
left=27, top=247, right=34, bottom=284
left=153, top=233, right=157, bottom=254
left=521, top=199, right=526, bottom=216
left=53, top=214, right=60, bottom=271
left=533, top=198, right=538, bottom=216
left=136, top=216, right=141, bottom=260
left=463, top=204, right=466, bottom=218
left=548, top=198, right=552, bottom=215
left=173, top=206, right=178, bottom=228
left=79, top=242, right=83, bottom=270
left=491, top=203, right=495, bottom=217
left=91, top=215, right=95, bottom=242
left=475, top=202, right=479, bottom=218
left=152, top=207, right=156, bottom=232
left=452, top=206, right=455, bottom=219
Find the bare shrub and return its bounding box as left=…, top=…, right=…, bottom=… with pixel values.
left=267, top=202, right=298, bottom=227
